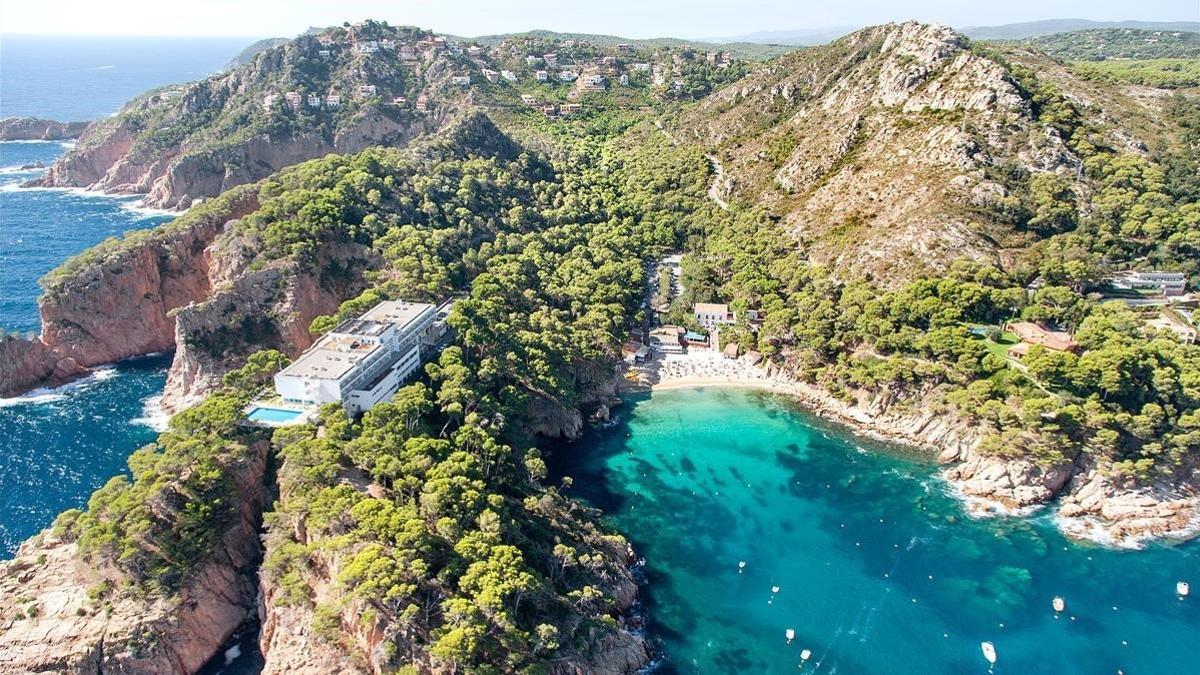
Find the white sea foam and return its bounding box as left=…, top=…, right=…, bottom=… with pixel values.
left=0, top=166, right=45, bottom=175
left=120, top=201, right=181, bottom=218
left=132, top=394, right=170, bottom=432
left=0, top=367, right=116, bottom=408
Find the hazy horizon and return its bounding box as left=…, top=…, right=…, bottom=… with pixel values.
left=1, top=0, right=1196, bottom=39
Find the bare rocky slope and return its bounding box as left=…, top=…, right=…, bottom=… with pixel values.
left=27, top=23, right=500, bottom=209
left=672, top=21, right=1173, bottom=284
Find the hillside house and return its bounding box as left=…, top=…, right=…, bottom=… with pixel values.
left=601, top=56, right=617, bottom=66
left=632, top=62, right=651, bottom=71
left=526, top=55, right=541, bottom=66
left=501, top=69, right=517, bottom=82
left=380, top=39, right=396, bottom=50
left=467, top=45, right=484, bottom=57
left=482, top=69, right=499, bottom=83
left=325, top=93, right=342, bottom=108
left=617, top=43, right=634, bottom=52
left=318, top=49, right=332, bottom=57
left=355, top=41, right=379, bottom=54
left=399, top=45, right=417, bottom=60
left=307, top=94, right=322, bottom=107
left=520, top=94, right=537, bottom=105
left=416, top=94, right=429, bottom=112
left=619, top=74, right=629, bottom=86
left=451, top=75, right=471, bottom=86
left=622, top=341, right=650, bottom=364
left=392, top=96, right=407, bottom=105
left=449, top=46, right=463, bottom=56
left=1007, top=321, right=1079, bottom=354
left=540, top=103, right=558, bottom=117
left=558, top=70, right=579, bottom=82
left=270, top=301, right=440, bottom=416
left=318, top=34, right=335, bottom=46
left=357, top=84, right=377, bottom=97
left=581, top=74, right=605, bottom=90
left=560, top=103, right=582, bottom=114
left=284, top=91, right=302, bottom=110
left=543, top=53, right=559, bottom=67
left=1111, top=271, right=1187, bottom=297
left=261, top=93, right=279, bottom=113
left=693, top=303, right=735, bottom=330
left=535, top=70, right=549, bottom=82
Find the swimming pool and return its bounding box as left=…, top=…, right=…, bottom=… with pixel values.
left=245, top=406, right=305, bottom=425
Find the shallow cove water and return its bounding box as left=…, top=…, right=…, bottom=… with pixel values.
left=549, top=387, right=1198, bottom=674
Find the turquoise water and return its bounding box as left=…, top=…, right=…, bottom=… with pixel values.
left=550, top=388, right=1199, bottom=674
left=0, top=142, right=174, bottom=557
left=246, top=406, right=304, bottom=424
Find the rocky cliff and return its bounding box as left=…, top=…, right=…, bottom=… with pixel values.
left=0, top=440, right=270, bottom=674
left=28, top=24, right=496, bottom=209
left=674, top=21, right=1105, bottom=283
left=0, top=117, right=89, bottom=141
left=0, top=336, right=89, bottom=398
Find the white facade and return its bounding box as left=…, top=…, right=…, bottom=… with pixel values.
left=1113, top=271, right=1187, bottom=296
left=273, top=301, right=438, bottom=415
left=694, top=303, right=734, bottom=330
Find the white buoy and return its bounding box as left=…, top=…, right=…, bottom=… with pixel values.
left=800, top=649, right=812, bottom=661
left=1177, top=581, right=1189, bottom=597
left=738, top=561, right=746, bottom=574
left=1053, top=596, right=1065, bottom=613
left=772, top=585, right=781, bottom=594
left=981, top=641, right=997, bottom=667
left=785, top=628, right=795, bottom=644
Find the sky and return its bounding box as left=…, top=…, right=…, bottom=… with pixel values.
left=1, top=0, right=1196, bottom=38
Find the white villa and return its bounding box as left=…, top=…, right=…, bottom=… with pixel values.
left=1112, top=270, right=1188, bottom=296
left=326, top=94, right=342, bottom=108
left=356, top=41, right=380, bottom=54
left=535, top=70, right=549, bottom=82
left=452, top=75, right=472, bottom=86
left=693, top=302, right=735, bottom=330
left=272, top=300, right=444, bottom=415
left=501, top=69, right=518, bottom=82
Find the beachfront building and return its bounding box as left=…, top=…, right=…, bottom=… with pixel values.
left=1111, top=271, right=1188, bottom=297
left=693, top=303, right=735, bottom=330
left=273, top=301, right=439, bottom=415
left=649, top=326, right=686, bottom=354
left=1007, top=321, right=1079, bottom=355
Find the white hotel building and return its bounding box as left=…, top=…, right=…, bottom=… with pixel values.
left=273, top=300, right=442, bottom=415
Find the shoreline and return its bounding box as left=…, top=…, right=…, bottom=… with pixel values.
left=624, top=350, right=1199, bottom=549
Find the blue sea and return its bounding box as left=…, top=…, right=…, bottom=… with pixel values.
left=1, top=35, right=256, bottom=120
left=0, top=34, right=251, bottom=556
left=551, top=388, right=1200, bottom=674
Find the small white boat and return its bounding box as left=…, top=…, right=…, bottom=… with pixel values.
left=1053, top=596, right=1065, bottom=613
left=738, top=561, right=746, bottom=573
left=800, top=649, right=812, bottom=661
left=1178, top=581, right=1190, bottom=597
left=785, top=628, right=795, bottom=644
left=772, top=585, right=781, bottom=594
left=981, top=641, right=997, bottom=666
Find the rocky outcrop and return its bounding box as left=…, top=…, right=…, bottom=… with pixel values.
left=0, top=336, right=89, bottom=397
left=161, top=243, right=374, bottom=411
left=523, top=362, right=624, bottom=439
left=35, top=187, right=260, bottom=370
left=0, top=440, right=270, bottom=674
left=1057, top=465, right=1200, bottom=547
left=0, top=117, right=88, bottom=141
